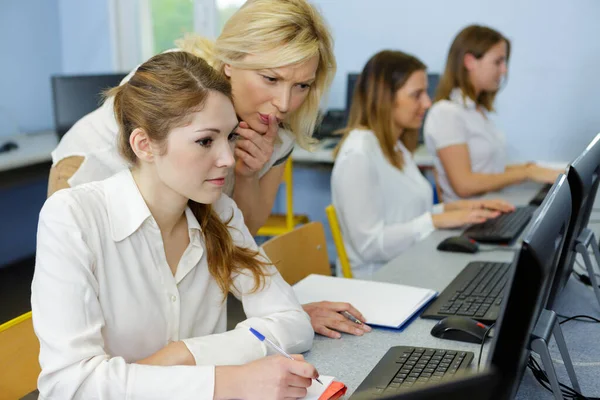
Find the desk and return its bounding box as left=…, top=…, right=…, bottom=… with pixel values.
left=0, top=130, right=57, bottom=189
left=292, top=138, right=434, bottom=169
left=0, top=130, right=57, bottom=172
left=304, top=182, right=600, bottom=399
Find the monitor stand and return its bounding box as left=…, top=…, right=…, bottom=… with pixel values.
left=575, top=228, right=600, bottom=309
left=529, top=309, right=580, bottom=400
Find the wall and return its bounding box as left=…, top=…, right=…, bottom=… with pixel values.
left=0, top=0, right=62, bottom=137
left=313, top=0, right=600, bottom=162
left=57, top=0, right=115, bottom=74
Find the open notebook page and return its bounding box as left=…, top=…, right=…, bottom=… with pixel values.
left=293, top=275, right=437, bottom=328
left=303, top=375, right=335, bottom=400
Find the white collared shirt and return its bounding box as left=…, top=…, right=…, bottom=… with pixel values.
left=424, top=88, right=507, bottom=202
left=51, top=50, right=295, bottom=193
left=31, top=169, right=313, bottom=400
left=331, top=129, right=443, bottom=279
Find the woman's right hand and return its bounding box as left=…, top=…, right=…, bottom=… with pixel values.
left=215, top=355, right=319, bottom=400
left=525, top=165, right=561, bottom=184
left=432, top=209, right=500, bottom=229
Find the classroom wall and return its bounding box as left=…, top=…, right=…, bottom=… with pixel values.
left=0, top=0, right=62, bottom=137
left=57, top=0, right=114, bottom=74
left=313, top=0, right=600, bottom=162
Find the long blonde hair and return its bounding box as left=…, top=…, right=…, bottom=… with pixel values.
left=334, top=50, right=426, bottom=170
left=176, top=0, right=336, bottom=149
left=435, top=25, right=511, bottom=112
left=107, top=51, right=268, bottom=299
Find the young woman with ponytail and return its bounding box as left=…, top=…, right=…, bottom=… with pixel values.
left=32, top=51, right=318, bottom=400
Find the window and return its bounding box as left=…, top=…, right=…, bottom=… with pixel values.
left=216, top=0, right=245, bottom=34
left=149, top=0, right=194, bottom=55
left=111, top=0, right=245, bottom=71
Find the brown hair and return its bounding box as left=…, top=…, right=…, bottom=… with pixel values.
left=334, top=50, right=426, bottom=169
left=106, top=51, right=268, bottom=299
left=435, top=25, right=511, bottom=112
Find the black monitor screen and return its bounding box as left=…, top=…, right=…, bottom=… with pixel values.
left=547, top=133, right=600, bottom=308
left=489, top=174, right=572, bottom=400
left=51, top=73, right=128, bottom=139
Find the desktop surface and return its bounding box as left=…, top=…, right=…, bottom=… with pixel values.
left=304, top=182, right=600, bottom=399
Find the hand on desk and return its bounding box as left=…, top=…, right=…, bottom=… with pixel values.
left=450, top=199, right=515, bottom=213
left=302, top=301, right=371, bottom=339
left=432, top=209, right=501, bottom=229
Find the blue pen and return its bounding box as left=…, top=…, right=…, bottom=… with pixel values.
left=249, top=327, right=322, bottom=385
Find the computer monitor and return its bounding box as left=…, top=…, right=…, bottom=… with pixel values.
left=488, top=174, right=572, bottom=400
left=346, top=73, right=360, bottom=114
left=351, top=370, right=498, bottom=400
left=418, top=74, right=440, bottom=145
left=547, top=133, right=600, bottom=308
left=51, top=73, right=128, bottom=139
left=345, top=72, right=440, bottom=144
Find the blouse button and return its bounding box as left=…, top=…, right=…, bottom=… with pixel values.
left=170, top=295, right=177, bottom=303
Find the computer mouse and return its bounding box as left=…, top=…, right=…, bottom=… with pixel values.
left=0, top=141, right=18, bottom=153
left=437, top=236, right=479, bottom=253
left=430, top=316, right=490, bottom=344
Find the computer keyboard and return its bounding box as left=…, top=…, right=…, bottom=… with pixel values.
left=529, top=183, right=553, bottom=206
left=421, top=261, right=512, bottom=325
left=462, top=205, right=537, bottom=244
left=350, top=346, right=474, bottom=398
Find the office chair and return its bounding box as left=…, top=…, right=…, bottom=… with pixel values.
left=256, top=158, right=309, bottom=237
left=325, top=205, right=353, bottom=278
left=261, top=222, right=332, bottom=285
left=0, top=311, right=40, bottom=399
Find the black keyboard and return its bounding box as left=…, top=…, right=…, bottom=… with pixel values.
left=462, top=206, right=537, bottom=244
left=421, top=261, right=511, bottom=325
left=529, top=183, right=553, bottom=206
left=350, top=346, right=474, bottom=399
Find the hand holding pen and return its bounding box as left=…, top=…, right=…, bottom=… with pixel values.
left=250, top=327, right=323, bottom=384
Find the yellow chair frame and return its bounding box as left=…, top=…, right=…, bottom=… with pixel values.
left=257, top=158, right=309, bottom=237
left=325, top=204, right=353, bottom=278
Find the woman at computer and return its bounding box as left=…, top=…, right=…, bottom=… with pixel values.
left=331, top=50, right=514, bottom=279
left=424, top=25, right=560, bottom=202
left=33, top=51, right=320, bottom=400
left=48, top=0, right=368, bottom=340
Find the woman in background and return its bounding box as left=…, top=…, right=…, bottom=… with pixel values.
left=424, top=25, right=560, bottom=202
left=48, top=0, right=367, bottom=340
left=332, top=50, right=513, bottom=278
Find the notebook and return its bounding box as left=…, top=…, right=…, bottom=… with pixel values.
left=304, top=375, right=347, bottom=400
left=293, top=275, right=437, bottom=329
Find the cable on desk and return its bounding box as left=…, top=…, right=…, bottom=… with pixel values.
left=527, top=355, right=591, bottom=399
left=557, top=314, right=600, bottom=325
left=573, top=260, right=600, bottom=287
left=477, top=322, right=495, bottom=372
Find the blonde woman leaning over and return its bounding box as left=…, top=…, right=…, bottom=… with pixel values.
left=48, top=0, right=368, bottom=340
left=424, top=25, right=561, bottom=202
left=332, top=51, right=513, bottom=279
left=33, top=51, right=319, bottom=400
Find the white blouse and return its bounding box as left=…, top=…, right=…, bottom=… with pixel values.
left=31, top=169, right=313, bottom=400
left=424, top=88, right=507, bottom=202
left=51, top=51, right=295, bottom=194
left=331, top=129, right=443, bottom=279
